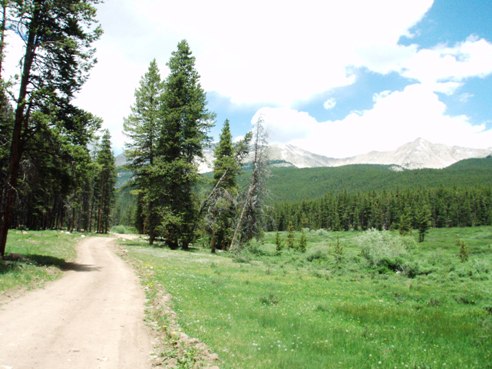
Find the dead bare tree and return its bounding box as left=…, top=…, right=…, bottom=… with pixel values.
left=230, top=116, right=269, bottom=253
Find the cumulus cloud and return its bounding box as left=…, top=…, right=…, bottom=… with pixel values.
left=107, top=0, right=433, bottom=106
left=400, top=36, right=492, bottom=85
left=259, top=84, right=492, bottom=158
left=5, top=0, right=492, bottom=155
left=252, top=107, right=317, bottom=143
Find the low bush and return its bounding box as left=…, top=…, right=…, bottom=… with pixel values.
left=306, top=246, right=329, bottom=262
left=357, top=229, right=407, bottom=268
left=111, top=225, right=138, bottom=234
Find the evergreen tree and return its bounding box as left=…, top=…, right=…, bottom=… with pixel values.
left=0, top=0, right=101, bottom=257
left=275, top=231, right=283, bottom=253
left=205, top=120, right=250, bottom=252
left=398, top=207, right=412, bottom=235
left=154, top=40, right=214, bottom=249
left=286, top=222, right=295, bottom=249
left=0, top=85, right=12, bottom=195
left=333, top=237, right=344, bottom=265
left=416, top=203, right=432, bottom=242
left=4, top=111, right=100, bottom=231
left=123, top=59, right=163, bottom=243
left=94, top=130, right=116, bottom=233
left=213, top=120, right=240, bottom=188
left=298, top=229, right=307, bottom=253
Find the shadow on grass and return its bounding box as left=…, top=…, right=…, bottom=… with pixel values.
left=121, top=239, right=202, bottom=253
left=0, top=254, right=101, bottom=274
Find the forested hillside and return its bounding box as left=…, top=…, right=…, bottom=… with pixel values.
left=114, top=156, right=492, bottom=233
left=263, top=156, right=492, bottom=203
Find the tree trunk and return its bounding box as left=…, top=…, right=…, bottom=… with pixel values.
left=210, top=232, right=216, bottom=254
left=0, top=0, right=8, bottom=80
left=97, top=207, right=102, bottom=233
left=0, top=1, right=40, bottom=257
left=0, top=115, right=23, bottom=257
left=230, top=192, right=250, bottom=253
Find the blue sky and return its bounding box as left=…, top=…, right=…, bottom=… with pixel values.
left=59, top=0, right=492, bottom=156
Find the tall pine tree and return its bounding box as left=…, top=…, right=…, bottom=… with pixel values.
left=94, top=130, right=116, bottom=234
left=205, top=120, right=251, bottom=252
left=153, top=40, right=214, bottom=249
left=123, top=59, right=163, bottom=242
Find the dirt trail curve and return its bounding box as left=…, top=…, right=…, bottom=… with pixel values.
left=0, top=236, right=154, bottom=369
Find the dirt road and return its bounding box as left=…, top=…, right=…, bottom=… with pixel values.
left=0, top=236, right=154, bottom=369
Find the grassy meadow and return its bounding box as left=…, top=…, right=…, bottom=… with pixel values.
left=122, top=227, right=492, bottom=369
left=0, top=230, right=79, bottom=294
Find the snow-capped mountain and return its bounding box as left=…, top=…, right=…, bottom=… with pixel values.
left=196, top=143, right=338, bottom=172
left=333, top=138, right=492, bottom=169
left=266, top=144, right=338, bottom=168
left=119, top=138, right=492, bottom=172
left=197, top=138, right=492, bottom=172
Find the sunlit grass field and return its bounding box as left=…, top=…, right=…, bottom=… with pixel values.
left=0, top=230, right=79, bottom=294
left=123, top=227, right=492, bottom=369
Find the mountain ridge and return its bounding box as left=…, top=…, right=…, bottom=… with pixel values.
left=116, top=138, right=492, bottom=172
left=197, top=137, right=492, bottom=172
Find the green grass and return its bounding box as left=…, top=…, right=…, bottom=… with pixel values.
left=0, top=230, right=80, bottom=294
left=123, top=227, right=492, bottom=369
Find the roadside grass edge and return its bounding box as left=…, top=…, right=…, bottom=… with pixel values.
left=116, top=238, right=221, bottom=369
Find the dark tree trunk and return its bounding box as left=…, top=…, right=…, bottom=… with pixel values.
left=0, top=0, right=7, bottom=80
left=97, top=207, right=102, bottom=233
left=210, top=232, right=216, bottom=254
left=0, top=1, right=39, bottom=257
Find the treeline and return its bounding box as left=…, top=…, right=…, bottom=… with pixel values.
left=266, top=187, right=492, bottom=232
left=0, top=1, right=114, bottom=256
left=4, top=127, right=116, bottom=233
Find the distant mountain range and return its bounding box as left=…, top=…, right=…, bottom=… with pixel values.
left=116, top=138, right=492, bottom=172
left=196, top=138, right=492, bottom=172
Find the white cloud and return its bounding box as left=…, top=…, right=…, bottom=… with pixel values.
left=323, top=98, right=336, bottom=110
left=73, top=41, right=150, bottom=150
left=258, top=84, right=492, bottom=158
left=400, top=36, right=492, bottom=85
left=4, top=0, right=492, bottom=155
left=357, top=36, right=492, bottom=99
left=52, top=0, right=428, bottom=151
left=75, top=0, right=434, bottom=109
left=253, top=107, right=317, bottom=143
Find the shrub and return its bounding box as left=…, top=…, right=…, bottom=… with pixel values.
left=248, top=241, right=268, bottom=256
left=259, top=293, right=280, bottom=306
left=357, top=229, right=407, bottom=268
left=333, top=237, right=344, bottom=264
left=111, top=225, right=137, bottom=234
left=306, top=246, right=328, bottom=262
left=457, top=239, right=469, bottom=262
left=455, top=259, right=490, bottom=280
left=400, top=261, right=421, bottom=278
